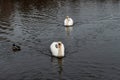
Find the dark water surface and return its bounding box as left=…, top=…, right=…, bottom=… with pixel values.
left=0, top=0, right=120, bottom=80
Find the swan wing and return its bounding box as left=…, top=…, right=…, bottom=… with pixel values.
left=50, top=42, right=58, bottom=57
left=61, top=43, right=65, bottom=56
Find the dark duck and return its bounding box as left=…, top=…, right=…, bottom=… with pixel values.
left=12, top=44, right=21, bottom=51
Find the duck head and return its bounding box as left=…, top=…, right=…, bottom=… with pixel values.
left=12, top=43, right=21, bottom=52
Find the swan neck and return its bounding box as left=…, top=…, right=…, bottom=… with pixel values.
left=66, top=18, right=69, bottom=25
left=58, top=46, right=62, bottom=57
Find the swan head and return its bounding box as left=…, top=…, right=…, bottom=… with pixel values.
left=66, top=16, right=69, bottom=19
left=58, top=41, right=62, bottom=48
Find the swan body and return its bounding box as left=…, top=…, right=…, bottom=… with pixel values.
left=64, top=16, right=73, bottom=26
left=50, top=41, right=65, bottom=58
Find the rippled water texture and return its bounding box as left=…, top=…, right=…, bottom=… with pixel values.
left=0, top=0, right=120, bottom=80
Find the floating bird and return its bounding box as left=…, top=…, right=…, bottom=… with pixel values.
left=64, top=16, right=73, bottom=26
left=12, top=44, right=21, bottom=51
left=50, top=41, right=65, bottom=58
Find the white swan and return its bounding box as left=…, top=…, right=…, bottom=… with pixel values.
left=50, top=41, right=65, bottom=58
left=64, top=16, right=73, bottom=26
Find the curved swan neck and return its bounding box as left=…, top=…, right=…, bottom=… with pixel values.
left=66, top=16, right=70, bottom=26
left=58, top=43, right=62, bottom=57
left=66, top=18, right=69, bottom=26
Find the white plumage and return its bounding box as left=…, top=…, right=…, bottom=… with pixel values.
left=50, top=41, right=65, bottom=58
left=64, top=16, right=73, bottom=26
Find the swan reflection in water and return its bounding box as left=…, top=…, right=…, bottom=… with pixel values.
left=65, top=26, right=73, bottom=36
left=51, top=57, right=64, bottom=80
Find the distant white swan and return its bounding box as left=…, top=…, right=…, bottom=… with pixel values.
left=64, top=16, right=73, bottom=26
left=50, top=41, right=65, bottom=58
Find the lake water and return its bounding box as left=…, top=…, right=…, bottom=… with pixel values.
left=0, top=0, right=120, bottom=80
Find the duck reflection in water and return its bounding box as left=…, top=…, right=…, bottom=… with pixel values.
left=51, top=57, right=63, bottom=80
